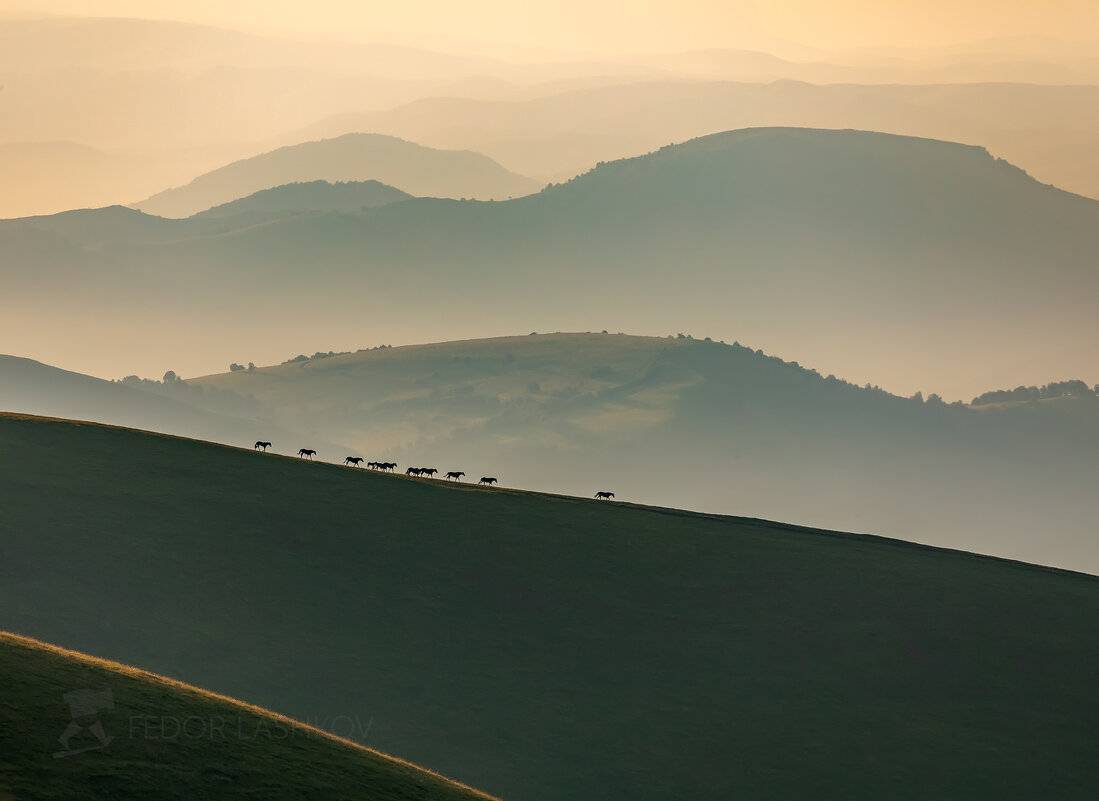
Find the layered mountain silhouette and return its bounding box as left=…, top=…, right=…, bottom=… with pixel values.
left=193, top=180, right=413, bottom=222
left=3, top=128, right=1097, bottom=397
left=132, top=133, right=538, bottom=216
left=296, top=81, right=1099, bottom=200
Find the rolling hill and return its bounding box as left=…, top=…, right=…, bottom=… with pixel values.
left=2, top=412, right=1098, bottom=800
left=0, top=354, right=344, bottom=456
left=132, top=134, right=539, bottom=217
left=193, top=180, right=413, bottom=222
left=185, top=332, right=1099, bottom=574
left=0, top=632, right=495, bottom=801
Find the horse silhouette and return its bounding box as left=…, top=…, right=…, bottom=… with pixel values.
left=298, top=449, right=316, bottom=460
left=367, top=461, right=379, bottom=470
left=420, top=468, right=438, bottom=478
left=594, top=491, right=615, bottom=500
left=254, top=441, right=272, bottom=452
left=479, top=477, right=498, bottom=485
left=445, top=471, right=465, bottom=481
left=381, top=462, right=397, bottom=472
left=406, top=467, right=422, bottom=476
left=344, top=456, right=364, bottom=467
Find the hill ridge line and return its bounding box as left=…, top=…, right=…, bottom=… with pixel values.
left=0, top=630, right=503, bottom=801
left=6, top=409, right=1095, bottom=583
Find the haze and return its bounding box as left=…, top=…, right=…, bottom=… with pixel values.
left=10, top=1, right=1099, bottom=52
left=1, top=2, right=1097, bottom=400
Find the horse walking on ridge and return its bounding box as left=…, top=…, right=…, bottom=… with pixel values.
left=406, top=467, right=422, bottom=476
left=344, top=456, right=364, bottom=467
left=254, top=441, right=272, bottom=451
left=380, top=462, right=397, bottom=473
left=594, top=491, right=615, bottom=500
left=479, top=477, right=498, bottom=485
left=445, top=471, right=465, bottom=482
left=298, top=449, right=316, bottom=460
left=420, top=468, right=438, bottom=478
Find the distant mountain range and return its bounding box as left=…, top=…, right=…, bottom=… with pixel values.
left=131, top=134, right=539, bottom=217
left=5, top=17, right=1099, bottom=218
left=3, top=127, right=1094, bottom=397
left=295, top=80, right=1099, bottom=200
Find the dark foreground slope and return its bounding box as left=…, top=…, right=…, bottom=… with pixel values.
left=0, top=632, right=494, bottom=801
left=2, top=413, right=1098, bottom=800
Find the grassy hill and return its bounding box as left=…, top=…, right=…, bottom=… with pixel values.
left=187, top=332, right=1099, bottom=574
left=0, top=632, right=495, bottom=801
left=0, top=354, right=344, bottom=456
left=132, top=134, right=538, bottom=217
left=2, top=412, right=1098, bottom=800
left=2, top=128, right=1096, bottom=397
left=193, top=180, right=413, bottom=222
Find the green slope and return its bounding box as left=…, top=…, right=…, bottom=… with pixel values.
left=186, top=332, right=1099, bottom=574
left=0, top=632, right=495, bottom=801
left=2, top=412, right=1098, bottom=800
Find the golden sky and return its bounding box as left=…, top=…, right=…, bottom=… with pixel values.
left=7, top=0, right=1099, bottom=53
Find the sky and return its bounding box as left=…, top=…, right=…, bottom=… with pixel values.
left=6, top=0, right=1099, bottom=54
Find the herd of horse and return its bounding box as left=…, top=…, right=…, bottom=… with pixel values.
left=258, top=441, right=614, bottom=499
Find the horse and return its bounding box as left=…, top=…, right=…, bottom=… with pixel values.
left=479, top=477, right=498, bottom=485
left=420, top=468, right=438, bottom=478
left=367, top=461, right=379, bottom=470
left=594, top=491, right=615, bottom=500
left=344, top=456, right=364, bottom=467
left=298, top=449, right=316, bottom=460
left=406, top=467, right=422, bottom=476
left=382, top=462, right=397, bottom=473
left=254, top=441, right=272, bottom=451
left=445, top=471, right=465, bottom=481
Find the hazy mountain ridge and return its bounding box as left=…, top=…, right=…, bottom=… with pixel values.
left=3, top=128, right=1097, bottom=399
left=131, top=133, right=540, bottom=217
left=5, top=16, right=1099, bottom=217
left=304, top=80, right=1099, bottom=199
